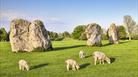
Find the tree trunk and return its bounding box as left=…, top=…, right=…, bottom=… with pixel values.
left=128, top=34, right=131, bottom=40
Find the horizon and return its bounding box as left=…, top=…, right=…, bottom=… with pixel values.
left=0, top=0, right=138, bottom=33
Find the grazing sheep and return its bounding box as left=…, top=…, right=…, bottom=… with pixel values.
left=79, top=50, right=86, bottom=58
left=18, top=59, right=29, bottom=71
left=65, top=59, right=80, bottom=71
left=93, top=51, right=111, bottom=65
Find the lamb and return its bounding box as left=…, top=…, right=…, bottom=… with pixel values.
left=93, top=51, right=111, bottom=65
left=65, top=59, right=80, bottom=71
left=18, top=59, right=29, bottom=71
left=79, top=50, right=86, bottom=58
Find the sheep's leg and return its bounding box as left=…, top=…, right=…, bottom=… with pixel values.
left=102, top=59, right=104, bottom=64
left=66, top=64, right=70, bottom=71
left=72, top=65, right=76, bottom=71
left=99, top=60, right=102, bottom=64
left=83, top=55, right=85, bottom=58
left=94, top=57, right=97, bottom=65
left=81, top=54, right=83, bottom=58
left=81, top=55, right=83, bottom=58
left=23, top=66, right=25, bottom=71
left=19, top=65, right=22, bottom=70
left=21, top=66, right=23, bottom=71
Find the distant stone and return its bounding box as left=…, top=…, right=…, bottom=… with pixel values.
left=10, top=19, right=52, bottom=52
left=107, top=23, right=119, bottom=44
left=85, top=23, right=102, bottom=46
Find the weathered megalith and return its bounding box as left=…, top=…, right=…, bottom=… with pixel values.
left=85, top=23, right=102, bottom=46
left=10, top=19, right=52, bottom=52
left=10, top=19, right=31, bottom=52
left=107, top=23, right=119, bottom=44
left=29, top=20, right=53, bottom=51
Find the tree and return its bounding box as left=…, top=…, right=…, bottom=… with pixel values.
left=0, top=27, right=8, bottom=41
left=132, top=24, right=138, bottom=40
left=47, top=31, right=59, bottom=40
left=123, top=15, right=136, bottom=40
left=118, top=25, right=127, bottom=40
left=79, top=32, right=87, bottom=40
left=7, top=31, right=10, bottom=41
left=72, top=25, right=86, bottom=39
left=101, top=28, right=108, bottom=40
left=62, top=31, right=71, bottom=38
left=47, top=31, right=64, bottom=41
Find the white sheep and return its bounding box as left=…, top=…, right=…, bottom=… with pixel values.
left=18, top=59, right=29, bottom=71
left=79, top=50, right=86, bottom=58
left=65, top=59, right=80, bottom=71
left=93, top=51, right=111, bottom=65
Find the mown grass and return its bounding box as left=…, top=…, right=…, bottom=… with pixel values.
left=0, top=40, right=138, bottom=77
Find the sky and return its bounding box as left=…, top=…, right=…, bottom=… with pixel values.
left=0, top=0, right=138, bottom=33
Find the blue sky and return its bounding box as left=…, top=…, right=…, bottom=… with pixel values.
left=0, top=0, right=138, bottom=32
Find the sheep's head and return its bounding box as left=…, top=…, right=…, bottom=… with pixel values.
left=76, top=64, right=80, bottom=70
left=26, top=65, right=29, bottom=71
left=105, top=57, right=111, bottom=64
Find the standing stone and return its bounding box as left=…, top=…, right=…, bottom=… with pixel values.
left=85, top=23, right=102, bottom=46
left=29, top=20, right=53, bottom=51
left=10, top=19, right=52, bottom=52
left=107, top=23, right=119, bottom=44
left=10, top=19, right=31, bottom=52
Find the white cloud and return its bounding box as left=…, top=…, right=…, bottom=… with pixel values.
left=0, top=10, right=28, bottom=21
left=0, top=10, right=72, bottom=32
left=0, top=10, right=61, bottom=22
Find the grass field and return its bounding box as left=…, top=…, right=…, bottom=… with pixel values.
left=0, top=40, right=138, bottom=77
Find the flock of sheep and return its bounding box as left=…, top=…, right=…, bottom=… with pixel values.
left=18, top=51, right=111, bottom=71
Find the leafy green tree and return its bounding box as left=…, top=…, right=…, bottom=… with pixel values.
left=79, top=32, right=87, bottom=40
left=6, top=31, right=10, bottom=41
left=47, top=31, right=58, bottom=40
left=72, top=25, right=86, bottom=39
left=124, top=15, right=136, bottom=40
left=0, top=27, right=8, bottom=41
left=53, top=32, right=58, bottom=39
left=102, top=34, right=108, bottom=40
left=132, top=24, right=138, bottom=40
left=47, top=31, right=64, bottom=41
left=101, top=28, right=108, bottom=40
left=62, top=31, right=71, bottom=38
left=118, top=25, right=127, bottom=40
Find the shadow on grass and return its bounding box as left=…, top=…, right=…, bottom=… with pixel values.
left=53, top=45, right=86, bottom=51
left=13, top=45, right=86, bottom=52
left=102, top=43, right=112, bottom=47
left=119, top=41, right=129, bottom=44
left=102, top=41, right=129, bottom=47
left=30, top=63, right=49, bottom=70
left=80, top=63, right=90, bottom=69
left=85, top=55, right=92, bottom=58
left=110, top=57, right=116, bottom=63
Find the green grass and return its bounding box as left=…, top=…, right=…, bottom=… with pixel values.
left=0, top=40, right=138, bottom=77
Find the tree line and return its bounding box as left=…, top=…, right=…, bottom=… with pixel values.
left=0, top=15, right=138, bottom=41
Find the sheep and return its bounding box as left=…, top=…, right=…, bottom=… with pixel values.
left=93, top=51, right=111, bottom=65
left=79, top=50, right=86, bottom=58
left=65, top=59, right=80, bottom=71
left=18, top=59, right=29, bottom=71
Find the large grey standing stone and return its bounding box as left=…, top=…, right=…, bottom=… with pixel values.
left=85, top=23, right=102, bottom=46
left=10, top=19, right=53, bottom=52
left=29, top=20, right=52, bottom=51
left=107, top=23, right=119, bottom=44
left=10, top=19, right=31, bottom=52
